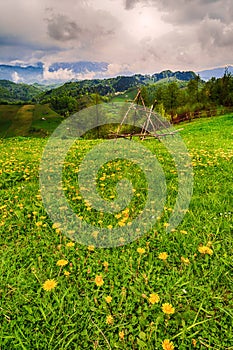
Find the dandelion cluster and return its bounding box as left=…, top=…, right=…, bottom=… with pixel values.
left=198, top=245, right=213, bottom=255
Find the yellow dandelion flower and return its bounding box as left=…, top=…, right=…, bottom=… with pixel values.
left=106, top=315, right=114, bottom=325
left=35, top=221, right=43, bottom=227
left=42, top=279, right=57, bottom=291
left=95, top=275, right=104, bottom=287
left=148, top=293, right=160, bottom=304
left=192, top=339, right=197, bottom=347
left=64, top=271, right=70, bottom=277
left=180, top=230, right=188, bottom=234
left=162, top=303, right=175, bottom=315
left=105, top=296, right=112, bottom=303
left=158, top=252, right=168, bottom=260
left=88, top=245, right=95, bottom=251
left=107, top=225, right=113, bottom=229
left=66, top=242, right=75, bottom=247
left=118, top=221, right=125, bottom=227
left=52, top=222, right=61, bottom=229
left=162, top=339, right=175, bottom=350
left=137, top=247, right=146, bottom=254
left=103, top=261, right=109, bottom=268
left=57, top=259, right=68, bottom=267
left=119, top=330, right=124, bottom=340
left=198, top=245, right=213, bottom=255
left=115, top=213, right=122, bottom=219
left=181, top=256, right=190, bottom=264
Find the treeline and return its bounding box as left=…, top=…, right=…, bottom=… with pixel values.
left=140, top=70, right=233, bottom=121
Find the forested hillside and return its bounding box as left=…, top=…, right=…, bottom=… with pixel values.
left=0, top=80, right=41, bottom=103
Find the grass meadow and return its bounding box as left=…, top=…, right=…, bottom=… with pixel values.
left=0, top=104, right=63, bottom=138
left=0, top=114, right=232, bottom=349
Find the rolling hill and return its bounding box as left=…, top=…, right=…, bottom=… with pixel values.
left=0, top=80, right=41, bottom=103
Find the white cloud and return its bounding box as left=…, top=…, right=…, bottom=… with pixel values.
left=12, top=72, right=22, bottom=83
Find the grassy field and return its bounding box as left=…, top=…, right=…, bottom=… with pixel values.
left=110, top=87, right=138, bottom=103
left=0, top=104, right=63, bottom=138
left=0, top=114, right=232, bottom=349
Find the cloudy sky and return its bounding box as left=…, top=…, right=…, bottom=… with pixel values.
left=0, top=0, right=233, bottom=76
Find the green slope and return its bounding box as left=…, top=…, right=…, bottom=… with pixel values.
left=0, top=104, right=63, bottom=138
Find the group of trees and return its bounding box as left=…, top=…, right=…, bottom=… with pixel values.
left=140, top=70, right=233, bottom=119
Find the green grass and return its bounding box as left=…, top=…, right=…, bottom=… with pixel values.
left=0, top=114, right=233, bottom=349
left=110, top=87, right=138, bottom=103
left=0, top=104, right=63, bottom=138
left=5, top=105, right=35, bottom=137
left=0, top=105, right=21, bottom=138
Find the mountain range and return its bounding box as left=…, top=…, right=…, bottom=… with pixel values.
left=0, top=61, right=109, bottom=84
left=0, top=61, right=232, bottom=84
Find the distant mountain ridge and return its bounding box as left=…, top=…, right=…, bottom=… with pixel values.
left=48, top=61, right=109, bottom=74
left=0, top=61, right=109, bottom=84
left=0, top=61, right=197, bottom=84
left=0, top=62, right=43, bottom=84
left=198, top=66, right=233, bottom=81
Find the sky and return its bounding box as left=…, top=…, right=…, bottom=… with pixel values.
left=0, top=0, right=233, bottom=78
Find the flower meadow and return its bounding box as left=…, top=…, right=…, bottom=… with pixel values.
left=0, top=114, right=232, bottom=349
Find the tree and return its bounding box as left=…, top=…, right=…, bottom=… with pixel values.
left=50, top=95, right=77, bottom=116
left=187, top=75, right=201, bottom=103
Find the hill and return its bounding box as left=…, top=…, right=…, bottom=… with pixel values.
left=39, top=70, right=196, bottom=102
left=0, top=80, right=41, bottom=103
left=0, top=104, right=63, bottom=138
left=0, top=70, right=197, bottom=105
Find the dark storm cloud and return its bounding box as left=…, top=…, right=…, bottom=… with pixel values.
left=0, top=34, right=60, bottom=51
left=125, top=0, right=141, bottom=9
left=47, top=15, right=83, bottom=41
left=45, top=9, right=117, bottom=46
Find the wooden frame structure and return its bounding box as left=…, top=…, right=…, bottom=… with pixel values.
left=113, top=89, right=180, bottom=140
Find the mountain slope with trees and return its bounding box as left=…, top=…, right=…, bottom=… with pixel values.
left=0, top=80, right=41, bottom=103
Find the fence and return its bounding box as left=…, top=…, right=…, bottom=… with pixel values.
left=171, top=107, right=233, bottom=124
